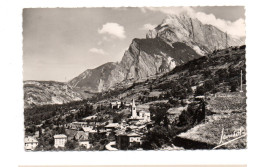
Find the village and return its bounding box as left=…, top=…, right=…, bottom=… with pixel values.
left=25, top=98, right=156, bottom=151
left=24, top=46, right=247, bottom=151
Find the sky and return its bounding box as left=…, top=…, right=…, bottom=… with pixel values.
left=23, top=6, right=245, bottom=82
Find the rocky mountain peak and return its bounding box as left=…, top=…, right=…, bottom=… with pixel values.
left=68, top=14, right=245, bottom=93
left=147, top=14, right=244, bottom=54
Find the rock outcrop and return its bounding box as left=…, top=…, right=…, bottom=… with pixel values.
left=69, top=14, right=244, bottom=93
left=69, top=38, right=200, bottom=92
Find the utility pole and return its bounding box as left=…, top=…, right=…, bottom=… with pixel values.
left=240, top=70, right=243, bottom=92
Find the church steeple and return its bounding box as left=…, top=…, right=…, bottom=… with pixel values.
left=132, top=98, right=135, bottom=107
left=131, top=98, right=137, bottom=118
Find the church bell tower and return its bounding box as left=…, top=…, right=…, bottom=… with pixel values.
left=131, top=99, right=137, bottom=118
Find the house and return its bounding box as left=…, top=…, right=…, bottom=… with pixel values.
left=128, top=132, right=141, bottom=144
left=110, top=100, right=122, bottom=109
left=115, top=132, right=141, bottom=150
left=138, top=110, right=151, bottom=122
left=24, top=136, right=38, bottom=151
left=115, top=132, right=129, bottom=150
left=54, top=134, right=67, bottom=148
left=65, top=129, right=78, bottom=140
left=74, top=131, right=91, bottom=149
left=104, top=123, right=119, bottom=131
left=71, top=122, right=89, bottom=129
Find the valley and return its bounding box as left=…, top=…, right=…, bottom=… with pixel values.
left=24, top=45, right=246, bottom=150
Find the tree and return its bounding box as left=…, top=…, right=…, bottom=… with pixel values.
left=141, top=125, right=170, bottom=150
left=204, top=80, right=215, bottom=92
left=178, top=101, right=206, bottom=127
left=169, top=97, right=179, bottom=106
left=195, top=86, right=206, bottom=96
left=229, top=80, right=239, bottom=92
left=215, top=69, right=229, bottom=82
left=149, top=103, right=172, bottom=128
left=65, top=140, right=78, bottom=150
left=113, top=112, right=124, bottom=123
left=149, top=85, right=153, bottom=92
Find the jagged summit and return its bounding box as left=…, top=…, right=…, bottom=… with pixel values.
left=147, top=14, right=244, bottom=54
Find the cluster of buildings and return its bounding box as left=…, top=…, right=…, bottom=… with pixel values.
left=113, top=99, right=151, bottom=150
left=25, top=99, right=152, bottom=150
left=65, top=99, right=151, bottom=150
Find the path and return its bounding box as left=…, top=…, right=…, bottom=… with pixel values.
left=105, top=141, right=118, bottom=151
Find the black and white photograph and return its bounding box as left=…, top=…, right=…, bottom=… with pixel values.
left=23, top=6, right=246, bottom=151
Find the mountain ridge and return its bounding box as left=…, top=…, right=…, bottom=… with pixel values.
left=69, top=14, right=244, bottom=92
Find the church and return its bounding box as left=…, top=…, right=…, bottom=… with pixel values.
left=129, top=99, right=151, bottom=122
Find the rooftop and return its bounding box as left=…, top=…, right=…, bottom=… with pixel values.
left=75, top=131, right=89, bottom=141
left=105, top=123, right=119, bottom=128
left=54, top=134, right=67, bottom=139
left=115, top=131, right=141, bottom=137
left=127, top=132, right=141, bottom=137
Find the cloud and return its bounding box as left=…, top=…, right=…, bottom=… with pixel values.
left=140, top=23, right=157, bottom=31
left=142, top=7, right=245, bottom=37
left=89, top=48, right=107, bottom=55
left=98, top=22, right=126, bottom=39
left=194, top=12, right=245, bottom=37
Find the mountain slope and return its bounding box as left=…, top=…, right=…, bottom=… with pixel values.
left=24, top=80, right=84, bottom=108
left=69, top=38, right=201, bottom=92
left=93, top=45, right=246, bottom=105
left=69, top=14, right=244, bottom=93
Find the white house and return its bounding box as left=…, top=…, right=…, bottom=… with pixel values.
left=24, top=136, right=38, bottom=151
left=54, top=134, right=67, bottom=148
left=139, top=110, right=151, bottom=122
left=110, top=101, right=122, bottom=109
left=128, top=132, right=141, bottom=143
